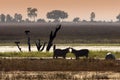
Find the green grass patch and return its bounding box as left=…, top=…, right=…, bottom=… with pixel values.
left=0, top=50, right=120, bottom=58
left=89, top=50, right=120, bottom=58
left=0, top=52, right=53, bottom=57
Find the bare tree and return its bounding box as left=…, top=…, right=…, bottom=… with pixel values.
left=46, top=25, right=61, bottom=51
left=25, top=30, right=31, bottom=52
left=35, top=39, right=47, bottom=51
left=15, top=41, right=22, bottom=52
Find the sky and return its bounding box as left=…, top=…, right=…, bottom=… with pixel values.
left=0, top=0, right=120, bottom=21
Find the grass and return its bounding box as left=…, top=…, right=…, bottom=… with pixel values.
left=0, top=58, right=120, bottom=71
left=0, top=50, right=120, bottom=79
left=0, top=71, right=120, bottom=79
left=0, top=50, right=119, bottom=58
left=0, top=52, right=53, bottom=57
left=0, top=50, right=120, bottom=71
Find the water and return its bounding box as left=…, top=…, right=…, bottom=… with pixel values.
left=0, top=46, right=120, bottom=52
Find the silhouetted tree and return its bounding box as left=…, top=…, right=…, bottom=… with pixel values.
left=25, top=18, right=31, bottom=23
left=47, top=10, right=68, bottom=22
left=25, top=30, right=31, bottom=52
left=46, top=24, right=61, bottom=51
left=90, top=12, right=95, bottom=22
left=0, top=14, right=5, bottom=22
left=15, top=41, right=22, bottom=52
left=27, top=7, right=32, bottom=21
left=37, top=19, right=46, bottom=23
left=6, top=14, right=13, bottom=23
left=73, top=17, right=80, bottom=23
left=27, top=7, right=37, bottom=22
left=35, top=39, right=47, bottom=51
left=14, top=13, right=22, bottom=22
left=116, top=14, right=120, bottom=22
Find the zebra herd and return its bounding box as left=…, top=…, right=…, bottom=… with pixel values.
left=53, top=46, right=116, bottom=60
left=53, top=47, right=89, bottom=60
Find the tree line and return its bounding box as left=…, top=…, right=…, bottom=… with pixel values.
left=0, top=7, right=120, bottom=23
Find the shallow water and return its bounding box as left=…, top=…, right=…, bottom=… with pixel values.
left=0, top=46, right=120, bottom=52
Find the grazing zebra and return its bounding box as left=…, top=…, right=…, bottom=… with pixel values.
left=71, top=48, right=89, bottom=60
left=53, top=45, right=70, bottom=59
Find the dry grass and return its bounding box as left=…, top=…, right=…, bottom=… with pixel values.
left=0, top=71, right=120, bottom=80
left=0, top=58, right=120, bottom=71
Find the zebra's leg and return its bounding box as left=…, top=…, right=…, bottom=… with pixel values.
left=56, top=56, right=58, bottom=59
left=75, top=55, right=78, bottom=60
left=86, top=54, right=88, bottom=59
left=63, top=56, right=66, bottom=59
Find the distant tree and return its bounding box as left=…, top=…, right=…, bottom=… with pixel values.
left=53, top=19, right=60, bottom=23
left=90, top=12, right=95, bottom=22
left=0, top=14, right=6, bottom=22
left=14, top=13, right=22, bottom=22
left=25, top=18, right=31, bottom=23
left=27, top=7, right=37, bottom=22
left=116, top=14, right=120, bottom=22
left=73, top=17, right=80, bottom=23
left=82, top=20, right=87, bottom=22
left=27, top=7, right=32, bottom=21
left=14, top=13, right=18, bottom=22
left=46, top=10, right=68, bottom=22
left=37, top=19, right=46, bottom=23
left=6, top=14, right=13, bottom=22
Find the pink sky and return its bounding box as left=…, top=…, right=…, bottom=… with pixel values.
left=0, top=0, right=120, bottom=21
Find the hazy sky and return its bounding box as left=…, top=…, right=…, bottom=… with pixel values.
left=0, top=0, right=120, bottom=21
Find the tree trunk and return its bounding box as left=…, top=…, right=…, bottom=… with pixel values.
left=35, top=39, right=47, bottom=51
left=28, top=36, right=31, bottom=52
left=46, top=24, right=61, bottom=51
left=15, top=42, right=22, bottom=52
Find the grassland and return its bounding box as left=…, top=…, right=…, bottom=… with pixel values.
left=0, top=23, right=120, bottom=79
left=0, top=51, right=119, bottom=72
left=0, top=58, right=120, bottom=71
left=0, top=71, right=120, bottom=79
left=0, top=50, right=120, bottom=58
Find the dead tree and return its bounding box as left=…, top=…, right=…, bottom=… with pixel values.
left=35, top=39, right=47, bottom=51
left=25, top=30, right=31, bottom=52
left=46, top=24, right=61, bottom=51
left=15, top=41, right=22, bottom=52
